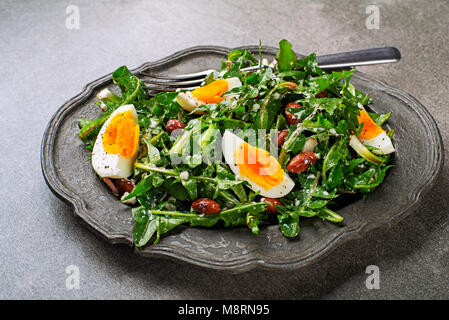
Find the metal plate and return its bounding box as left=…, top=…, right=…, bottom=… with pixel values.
left=41, top=46, right=444, bottom=272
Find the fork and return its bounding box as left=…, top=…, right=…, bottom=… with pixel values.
left=141, top=46, right=401, bottom=92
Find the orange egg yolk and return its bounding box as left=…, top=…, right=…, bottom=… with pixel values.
left=357, top=109, right=383, bottom=140
left=235, top=142, right=284, bottom=190
left=191, top=79, right=228, bottom=103
left=103, top=111, right=139, bottom=158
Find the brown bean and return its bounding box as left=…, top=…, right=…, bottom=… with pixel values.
left=285, top=102, right=302, bottom=125
left=262, top=197, right=282, bottom=214
left=166, top=119, right=186, bottom=133
left=277, top=130, right=289, bottom=147
left=192, top=198, right=221, bottom=215
left=114, top=179, right=134, bottom=195
left=286, top=152, right=317, bottom=173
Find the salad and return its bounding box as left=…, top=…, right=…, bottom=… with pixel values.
left=78, top=39, right=395, bottom=247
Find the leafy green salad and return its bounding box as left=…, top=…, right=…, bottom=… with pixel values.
left=78, top=39, right=395, bottom=247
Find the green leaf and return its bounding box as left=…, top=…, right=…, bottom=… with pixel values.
left=132, top=207, right=158, bottom=247
left=78, top=118, right=91, bottom=129
left=326, top=164, right=344, bottom=189
left=228, top=49, right=244, bottom=62
left=307, top=199, right=328, bottom=210
left=368, top=111, right=391, bottom=126
left=112, top=65, right=146, bottom=104
left=303, top=113, right=335, bottom=130
left=299, top=209, right=320, bottom=217
left=163, top=179, right=189, bottom=201
left=220, top=202, right=266, bottom=227
left=292, top=53, right=324, bottom=75
left=246, top=212, right=261, bottom=235
left=144, top=139, right=161, bottom=165
left=181, top=178, right=198, bottom=201
left=216, top=164, right=247, bottom=202
left=278, top=213, right=300, bottom=237
left=322, top=139, right=346, bottom=180
left=122, top=174, right=153, bottom=200
left=275, top=114, right=289, bottom=130
left=317, top=208, right=344, bottom=223
left=78, top=66, right=146, bottom=140
left=276, top=39, right=297, bottom=72
left=311, top=186, right=339, bottom=199
left=258, top=82, right=298, bottom=130
left=336, top=119, right=349, bottom=135
left=352, top=165, right=393, bottom=189
left=137, top=92, right=181, bottom=121
left=315, top=98, right=342, bottom=115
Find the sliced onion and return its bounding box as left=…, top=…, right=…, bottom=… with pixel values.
left=349, top=135, right=384, bottom=164
left=302, top=137, right=318, bottom=152
left=102, top=177, right=120, bottom=197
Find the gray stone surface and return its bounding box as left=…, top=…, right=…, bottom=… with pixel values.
left=0, top=0, right=447, bottom=299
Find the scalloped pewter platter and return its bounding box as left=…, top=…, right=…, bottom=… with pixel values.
left=41, top=46, right=443, bottom=273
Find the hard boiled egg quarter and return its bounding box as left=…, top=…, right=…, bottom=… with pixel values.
left=222, top=130, right=295, bottom=198
left=176, top=77, right=242, bottom=113
left=357, top=108, right=395, bottom=155
left=92, top=104, right=140, bottom=178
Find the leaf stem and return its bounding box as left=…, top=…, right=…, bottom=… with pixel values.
left=151, top=210, right=198, bottom=217
left=279, top=103, right=320, bottom=165
left=220, top=202, right=266, bottom=215
left=134, top=163, right=179, bottom=176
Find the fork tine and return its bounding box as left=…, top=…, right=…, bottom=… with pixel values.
left=140, top=65, right=266, bottom=82
left=144, top=84, right=199, bottom=92
left=140, top=69, right=216, bottom=80
left=141, top=65, right=269, bottom=92
left=144, top=77, right=204, bottom=87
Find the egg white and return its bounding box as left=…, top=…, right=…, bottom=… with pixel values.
left=91, top=104, right=139, bottom=178
left=357, top=105, right=395, bottom=155
left=176, top=77, right=242, bottom=114
left=222, top=130, right=294, bottom=198
left=360, top=131, right=395, bottom=155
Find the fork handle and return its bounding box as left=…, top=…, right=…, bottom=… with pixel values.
left=317, top=47, right=401, bottom=69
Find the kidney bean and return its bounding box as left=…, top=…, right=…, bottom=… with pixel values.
left=262, top=197, right=282, bottom=214
left=285, top=102, right=302, bottom=125
left=192, top=198, right=221, bottom=215
left=114, top=179, right=135, bottom=195
left=166, top=119, right=185, bottom=133
left=286, top=152, right=317, bottom=173
left=277, top=130, right=289, bottom=147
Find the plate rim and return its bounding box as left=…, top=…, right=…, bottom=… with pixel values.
left=41, top=45, right=444, bottom=272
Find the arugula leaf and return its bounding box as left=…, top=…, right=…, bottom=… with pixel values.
left=132, top=207, right=159, bottom=247
left=293, top=53, right=324, bottom=75
left=317, top=208, right=344, bottom=223
left=276, top=39, right=297, bottom=72
left=163, top=179, right=189, bottom=201
left=112, top=66, right=146, bottom=104
left=277, top=213, right=299, bottom=237
left=368, top=111, right=391, bottom=126
left=216, top=164, right=247, bottom=202
left=258, top=82, right=298, bottom=131
left=322, top=139, right=347, bottom=181
left=78, top=66, right=146, bottom=141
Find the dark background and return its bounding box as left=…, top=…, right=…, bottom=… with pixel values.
left=0, top=0, right=447, bottom=299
